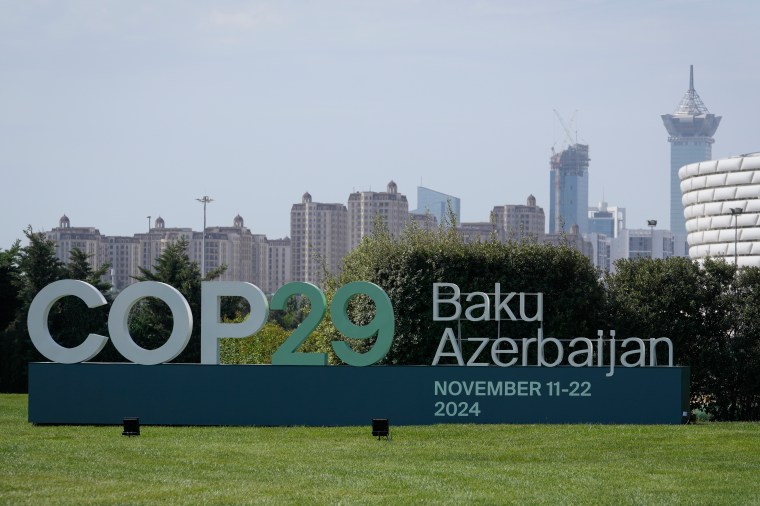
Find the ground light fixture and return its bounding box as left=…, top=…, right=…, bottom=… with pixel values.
left=122, top=417, right=140, bottom=436
left=372, top=418, right=391, bottom=441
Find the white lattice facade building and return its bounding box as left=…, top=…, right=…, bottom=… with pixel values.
left=679, top=153, right=760, bottom=266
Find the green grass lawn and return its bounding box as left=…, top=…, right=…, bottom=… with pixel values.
left=1, top=394, right=759, bottom=505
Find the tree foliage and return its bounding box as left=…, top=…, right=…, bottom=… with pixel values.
left=0, top=242, right=22, bottom=391
left=330, top=222, right=604, bottom=365
left=55, top=248, right=119, bottom=362
left=0, top=242, right=21, bottom=331
left=605, top=257, right=760, bottom=420
left=220, top=321, right=289, bottom=364
left=1, top=230, right=113, bottom=391
left=219, top=318, right=334, bottom=365
left=0, top=230, right=64, bottom=391
left=708, top=265, right=760, bottom=420
left=129, top=238, right=225, bottom=363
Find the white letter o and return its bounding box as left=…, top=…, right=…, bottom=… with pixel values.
left=108, top=281, right=193, bottom=365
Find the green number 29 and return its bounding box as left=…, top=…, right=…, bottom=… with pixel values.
left=271, top=281, right=394, bottom=367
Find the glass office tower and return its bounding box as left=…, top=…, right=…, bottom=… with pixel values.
left=413, top=186, right=461, bottom=228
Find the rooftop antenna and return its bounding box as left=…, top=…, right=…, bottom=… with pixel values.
left=674, top=64, right=708, bottom=115
left=575, top=111, right=579, bottom=145
left=689, top=64, right=694, bottom=92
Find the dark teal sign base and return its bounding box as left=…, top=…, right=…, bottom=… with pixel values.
left=28, top=363, right=690, bottom=425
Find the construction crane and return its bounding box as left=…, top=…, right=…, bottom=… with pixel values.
left=552, top=109, right=578, bottom=154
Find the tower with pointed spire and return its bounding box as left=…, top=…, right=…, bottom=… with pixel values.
left=662, top=65, right=721, bottom=236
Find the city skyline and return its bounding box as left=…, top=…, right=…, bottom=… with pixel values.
left=2, top=1, right=759, bottom=250
left=36, top=182, right=640, bottom=294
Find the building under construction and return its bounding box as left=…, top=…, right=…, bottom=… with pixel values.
left=549, top=143, right=589, bottom=234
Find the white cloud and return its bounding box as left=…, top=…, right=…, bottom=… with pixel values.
left=210, top=3, right=287, bottom=31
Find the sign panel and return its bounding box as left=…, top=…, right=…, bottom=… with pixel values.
left=26, top=279, right=689, bottom=425
left=29, top=363, right=689, bottom=425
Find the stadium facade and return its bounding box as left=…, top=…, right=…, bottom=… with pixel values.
left=679, top=152, right=760, bottom=267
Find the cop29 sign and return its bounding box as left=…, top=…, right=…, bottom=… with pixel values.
left=29, top=279, right=393, bottom=367
left=26, top=280, right=689, bottom=426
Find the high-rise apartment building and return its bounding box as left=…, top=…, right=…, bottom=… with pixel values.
left=347, top=181, right=409, bottom=250
left=457, top=222, right=495, bottom=244
left=102, top=235, right=140, bottom=290
left=290, top=192, right=348, bottom=286
left=408, top=212, right=438, bottom=230
left=542, top=223, right=594, bottom=260
left=46, top=215, right=106, bottom=268
left=203, top=215, right=264, bottom=286
left=266, top=238, right=291, bottom=294
left=610, top=229, right=675, bottom=266
left=251, top=234, right=269, bottom=290
left=549, top=143, right=589, bottom=234
left=412, top=186, right=460, bottom=228
left=662, top=65, right=721, bottom=236
left=141, top=216, right=270, bottom=287
left=45, top=215, right=276, bottom=292
left=586, top=233, right=612, bottom=272
left=492, top=195, right=545, bottom=242
left=136, top=217, right=194, bottom=273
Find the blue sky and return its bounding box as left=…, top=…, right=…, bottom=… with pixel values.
left=1, top=0, right=758, bottom=248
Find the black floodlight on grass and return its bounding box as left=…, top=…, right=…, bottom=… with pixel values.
left=372, top=418, right=391, bottom=441
left=122, top=417, right=140, bottom=436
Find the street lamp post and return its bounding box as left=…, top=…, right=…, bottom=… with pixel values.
left=146, top=215, right=151, bottom=273
left=729, top=208, right=743, bottom=267
left=647, top=220, right=657, bottom=258
left=196, top=196, right=213, bottom=277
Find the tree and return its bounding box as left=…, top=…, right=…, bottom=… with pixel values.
left=1, top=229, right=66, bottom=392
left=53, top=248, right=117, bottom=361
left=0, top=242, right=21, bottom=333
left=66, top=248, right=111, bottom=290
left=129, top=238, right=225, bottom=363
left=0, top=243, right=22, bottom=391
left=269, top=294, right=309, bottom=330
left=0, top=234, right=119, bottom=392
left=603, top=256, right=760, bottom=420
left=220, top=321, right=289, bottom=364
left=330, top=222, right=604, bottom=365
left=604, top=257, right=715, bottom=367
left=709, top=265, right=760, bottom=420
